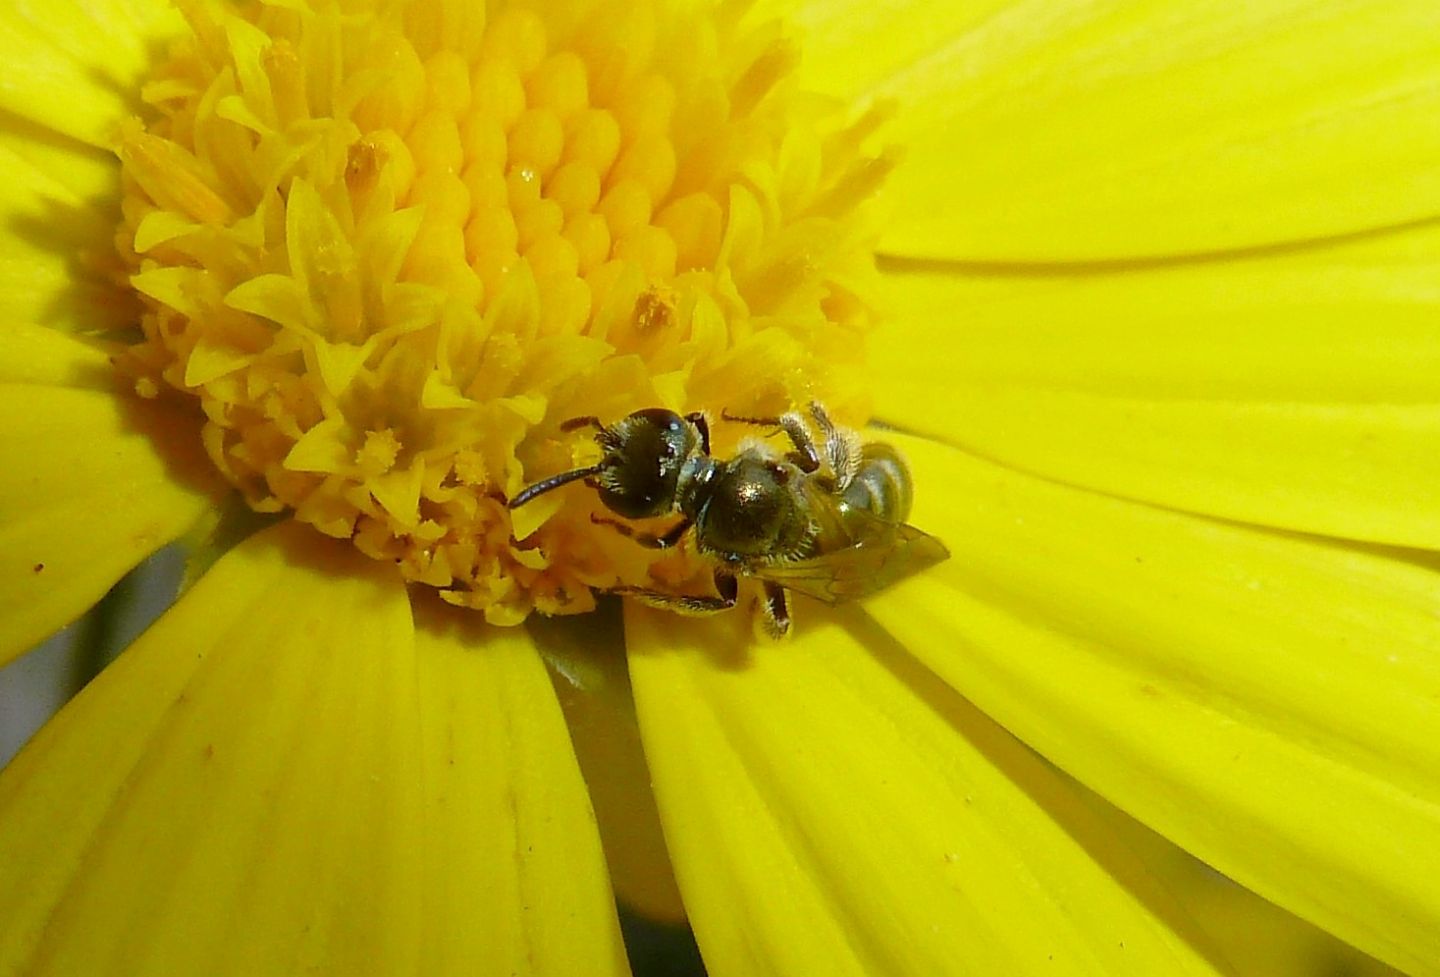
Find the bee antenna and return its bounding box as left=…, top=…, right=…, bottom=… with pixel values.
left=509, top=464, right=604, bottom=508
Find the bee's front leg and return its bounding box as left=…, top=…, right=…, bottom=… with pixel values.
left=684, top=411, right=711, bottom=454
left=559, top=414, right=605, bottom=433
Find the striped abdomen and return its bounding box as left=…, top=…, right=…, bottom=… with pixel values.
left=840, top=442, right=913, bottom=525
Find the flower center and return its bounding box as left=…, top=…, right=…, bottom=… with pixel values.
left=117, top=0, right=891, bottom=624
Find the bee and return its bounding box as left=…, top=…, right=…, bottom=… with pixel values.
left=509, top=402, right=950, bottom=637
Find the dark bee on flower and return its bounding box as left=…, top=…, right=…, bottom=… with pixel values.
left=510, top=402, right=950, bottom=638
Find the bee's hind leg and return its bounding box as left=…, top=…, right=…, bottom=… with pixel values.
left=615, top=574, right=792, bottom=640
left=613, top=569, right=739, bottom=615
left=755, top=581, right=791, bottom=640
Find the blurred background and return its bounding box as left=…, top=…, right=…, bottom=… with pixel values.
left=0, top=552, right=1405, bottom=977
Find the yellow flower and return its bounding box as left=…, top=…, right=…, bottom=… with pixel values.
left=2, top=0, right=1439, bottom=974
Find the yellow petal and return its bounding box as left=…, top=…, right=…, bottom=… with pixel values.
left=0, top=0, right=182, bottom=147
left=874, top=223, right=1440, bottom=548
left=1101, top=801, right=1400, bottom=977
left=877, top=222, right=1440, bottom=402
left=410, top=606, right=633, bottom=977
left=627, top=605, right=1232, bottom=977
left=897, top=385, right=1440, bottom=550
left=0, top=121, right=119, bottom=218
left=775, top=0, right=1440, bottom=261
left=0, top=141, right=132, bottom=332
left=870, top=433, right=1440, bottom=976
left=0, top=327, right=217, bottom=665
left=750, top=0, right=1011, bottom=103
left=0, top=522, right=631, bottom=977
left=1, top=322, right=115, bottom=387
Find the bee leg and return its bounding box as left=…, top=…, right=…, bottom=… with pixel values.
left=778, top=413, right=823, bottom=474
left=614, top=569, right=739, bottom=615
left=684, top=411, right=711, bottom=454
left=721, top=409, right=822, bottom=473
left=807, top=402, right=860, bottom=489
left=755, top=581, right=791, bottom=639
left=559, top=415, right=605, bottom=433
left=591, top=514, right=694, bottom=548
left=720, top=409, right=780, bottom=426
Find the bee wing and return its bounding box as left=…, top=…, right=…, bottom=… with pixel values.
left=754, top=521, right=950, bottom=606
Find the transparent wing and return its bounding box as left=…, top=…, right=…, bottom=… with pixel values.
left=754, top=521, right=950, bottom=606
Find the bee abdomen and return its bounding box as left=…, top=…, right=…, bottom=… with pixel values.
left=842, top=442, right=913, bottom=523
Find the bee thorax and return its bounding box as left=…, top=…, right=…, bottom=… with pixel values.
left=693, top=457, right=809, bottom=558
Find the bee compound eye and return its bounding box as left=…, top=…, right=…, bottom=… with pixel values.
left=630, top=407, right=687, bottom=435
left=595, top=410, right=695, bottom=520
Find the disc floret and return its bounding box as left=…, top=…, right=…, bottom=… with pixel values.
left=117, top=0, right=891, bottom=623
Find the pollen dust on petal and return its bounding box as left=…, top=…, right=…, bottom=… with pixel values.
left=116, top=0, right=891, bottom=624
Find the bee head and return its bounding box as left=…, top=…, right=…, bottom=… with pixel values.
left=594, top=408, right=704, bottom=519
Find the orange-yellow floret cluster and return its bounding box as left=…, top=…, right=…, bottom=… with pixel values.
left=116, top=0, right=891, bottom=624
